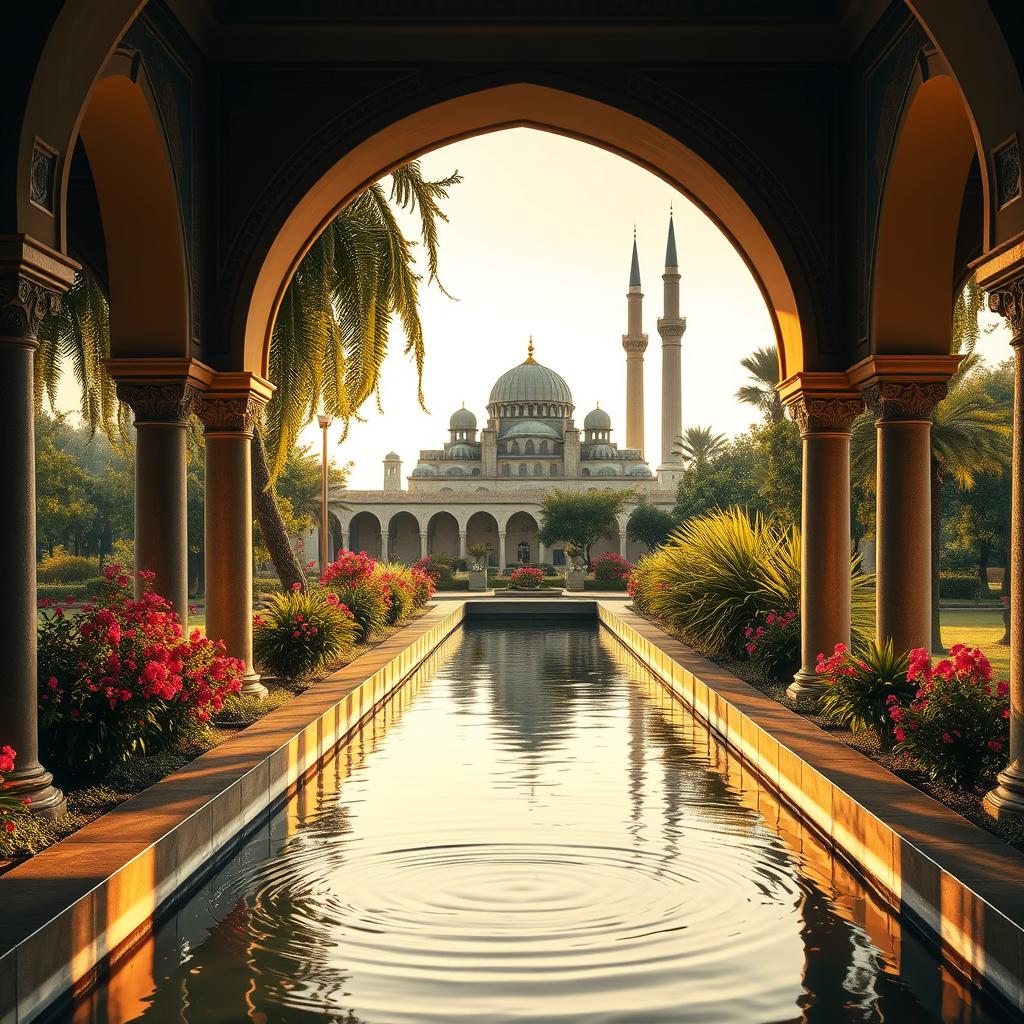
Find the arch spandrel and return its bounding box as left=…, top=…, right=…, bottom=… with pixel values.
left=234, top=84, right=814, bottom=383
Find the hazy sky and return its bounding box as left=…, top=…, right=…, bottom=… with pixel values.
left=52, top=126, right=1011, bottom=489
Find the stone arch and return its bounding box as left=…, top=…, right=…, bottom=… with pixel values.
left=388, top=510, right=421, bottom=564
left=347, top=510, right=382, bottom=560
left=74, top=53, right=190, bottom=358
left=235, top=84, right=822, bottom=382
left=524, top=439, right=535, bottom=455
left=504, top=510, right=540, bottom=567
left=872, top=56, right=980, bottom=354
left=466, top=510, right=500, bottom=567
left=427, top=510, right=460, bottom=559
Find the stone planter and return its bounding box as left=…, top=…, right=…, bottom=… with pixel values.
left=565, top=567, right=586, bottom=592
left=502, top=587, right=556, bottom=596
left=468, top=568, right=488, bottom=591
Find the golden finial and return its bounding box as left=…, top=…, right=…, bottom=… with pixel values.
left=524, top=336, right=537, bottom=364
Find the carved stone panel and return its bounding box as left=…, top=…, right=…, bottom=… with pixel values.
left=116, top=381, right=199, bottom=424
left=989, top=277, right=1024, bottom=343
left=862, top=380, right=947, bottom=420
left=196, top=393, right=265, bottom=435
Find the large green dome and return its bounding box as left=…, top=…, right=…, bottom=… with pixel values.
left=488, top=344, right=573, bottom=408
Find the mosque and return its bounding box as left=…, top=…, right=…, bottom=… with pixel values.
left=331, top=213, right=685, bottom=568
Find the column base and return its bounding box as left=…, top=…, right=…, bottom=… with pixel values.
left=7, top=763, right=66, bottom=818
left=786, top=669, right=826, bottom=706
left=241, top=672, right=268, bottom=700
left=983, top=765, right=1024, bottom=820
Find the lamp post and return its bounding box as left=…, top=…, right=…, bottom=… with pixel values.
left=318, top=413, right=333, bottom=574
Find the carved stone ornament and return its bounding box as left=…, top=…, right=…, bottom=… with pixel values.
left=0, top=273, right=60, bottom=342
left=196, top=393, right=265, bottom=435
left=788, top=394, right=864, bottom=435
left=988, top=276, right=1024, bottom=343
left=862, top=380, right=948, bottom=420
left=116, top=381, right=199, bottom=423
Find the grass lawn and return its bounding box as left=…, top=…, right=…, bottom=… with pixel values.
left=939, top=606, right=1009, bottom=678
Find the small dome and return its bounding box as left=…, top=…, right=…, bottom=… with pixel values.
left=597, top=466, right=618, bottom=477
left=584, top=406, right=611, bottom=430
left=587, top=444, right=615, bottom=460
left=384, top=451, right=401, bottom=460
left=444, top=466, right=466, bottom=476
left=410, top=464, right=436, bottom=477
left=499, top=420, right=561, bottom=440
left=447, top=443, right=476, bottom=459
left=450, top=406, right=477, bottom=430
left=628, top=464, right=653, bottom=477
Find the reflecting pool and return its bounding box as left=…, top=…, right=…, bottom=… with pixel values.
left=65, top=623, right=1011, bottom=1023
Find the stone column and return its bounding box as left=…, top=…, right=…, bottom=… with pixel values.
left=341, top=529, right=349, bottom=553
left=782, top=384, right=863, bottom=702
left=863, top=381, right=946, bottom=652
left=498, top=531, right=507, bottom=569
left=197, top=378, right=271, bottom=699
left=0, top=244, right=76, bottom=816
left=538, top=540, right=547, bottom=565
left=985, top=278, right=1024, bottom=819
left=114, top=381, right=196, bottom=619
left=459, top=531, right=468, bottom=561
left=419, top=531, right=428, bottom=559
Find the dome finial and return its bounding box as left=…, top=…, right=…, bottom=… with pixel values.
left=524, top=336, right=537, bottom=364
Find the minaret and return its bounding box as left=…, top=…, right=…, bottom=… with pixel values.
left=622, top=229, right=648, bottom=455
left=657, top=208, right=686, bottom=487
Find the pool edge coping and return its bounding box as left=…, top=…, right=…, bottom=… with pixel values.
left=596, top=601, right=1024, bottom=1016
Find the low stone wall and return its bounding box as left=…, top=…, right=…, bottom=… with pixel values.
left=0, top=601, right=467, bottom=1024
left=597, top=601, right=1024, bottom=1016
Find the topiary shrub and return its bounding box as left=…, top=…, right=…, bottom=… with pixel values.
left=939, top=573, right=981, bottom=601
left=253, top=586, right=358, bottom=683
left=817, top=639, right=913, bottom=748
left=37, top=550, right=101, bottom=583
left=892, top=645, right=1009, bottom=786
left=37, top=566, right=245, bottom=780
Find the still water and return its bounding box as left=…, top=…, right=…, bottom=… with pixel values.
left=67, top=623, right=1010, bottom=1023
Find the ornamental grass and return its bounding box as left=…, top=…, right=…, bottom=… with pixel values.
left=629, top=508, right=873, bottom=660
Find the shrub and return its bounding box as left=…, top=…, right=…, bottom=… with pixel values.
left=629, top=508, right=873, bottom=659
left=892, top=645, right=1009, bottom=787
left=37, top=566, right=245, bottom=780
left=503, top=563, right=555, bottom=576
left=413, top=555, right=456, bottom=586
left=321, top=550, right=376, bottom=590
left=253, top=587, right=358, bottom=683
left=330, top=578, right=390, bottom=643
left=37, top=550, right=101, bottom=583
left=467, top=543, right=490, bottom=569
left=593, top=553, right=633, bottom=583
left=817, top=639, right=913, bottom=747
left=373, top=562, right=416, bottom=625
left=409, top=566, right=436, bottom=606
left=939, top=573, right=981, bottom=601
left=508, top=566, right=546, bottom=589
left=741, top=609, right=800, bottom=682
left=37, top=578, right=105, bottom=602
left=0, top=746, right=32, bottom=856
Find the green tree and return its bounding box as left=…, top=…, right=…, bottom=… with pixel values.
left=673, top=433, right=764, bottom=523
left=538, top=488, right=635, bottom=567
left=626, top=499, right=677, bottom=550
left=35, top=432, right=91, bottom=556
left=672, top=425, right=728, bottom=470
left=945, top=471, right=1011, bottom=595
left=749, top=418, right=803, bottom=530
left=735, top=346, right=784, bottom=423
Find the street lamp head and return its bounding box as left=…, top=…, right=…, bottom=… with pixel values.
left=318, top=414, right=334, bottom=429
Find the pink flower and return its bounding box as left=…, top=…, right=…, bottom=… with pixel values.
left=292, top=582, right=302, bottom=591
left=4, top=821, right=15, bottom=834
left=942, top=733, right=953, bottom=744
left=745, top=642, right=757, bottom=655
left=988, top=739, right=1003, bottom=753
left=894, top=727, right=906, bottom=743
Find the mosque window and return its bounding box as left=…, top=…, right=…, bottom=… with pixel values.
left=471, top=468, right=480, bottom=476
left=598, top=466, right=617, bottom=477
left=509, top=440, right=520, bottom=454
left=538, top=440, right=548, bottom=454
left=518, top=464, right=527, bottom=476
left=525, top=440, right=535, bottom=455
left=581, top=468, right=591, bottom=476
left=532, top=463, right=542, bottom=475
left=549, top=464, right=558, bottom=475
left=501, top=465, right=510, bottom=477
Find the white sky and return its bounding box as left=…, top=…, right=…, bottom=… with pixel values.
left=53, top=127, right=1012, bottom=488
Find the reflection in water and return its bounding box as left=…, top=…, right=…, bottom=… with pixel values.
left=65, top=624, right=1008, bottom=1024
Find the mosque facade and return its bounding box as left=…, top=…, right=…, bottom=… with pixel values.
left=330, top=215, right=685, bottom=568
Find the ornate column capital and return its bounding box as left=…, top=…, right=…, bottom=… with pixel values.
left=778, top=372, right=863, bottom=435
left=988, top=276, right=1024, bottom=345
left=847, top=354, right=962, bottom=422
left=107, top=357, right=216, bottom=425
left=0, top=234, right=78, bottom=345
left=195, top=372, right=274, bottom=437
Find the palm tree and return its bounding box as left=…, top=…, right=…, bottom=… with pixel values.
left=852, top=281, right=1009, bottom=652
left=673, top=425, right=728, bottom=471
left=735, top=346, right=784, bottom=423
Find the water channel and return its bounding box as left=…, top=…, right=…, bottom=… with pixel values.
left=65, top=621, right=1012, bottom=1023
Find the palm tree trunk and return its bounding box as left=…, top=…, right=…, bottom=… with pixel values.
left=251, top=431, right=307, bottom=591
left=931, top=457, right=946, bottom=653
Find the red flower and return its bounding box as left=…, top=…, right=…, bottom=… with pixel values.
left=4, top=821, right=15, bottom=834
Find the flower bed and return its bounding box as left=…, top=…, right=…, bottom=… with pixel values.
left=0, top=746, right=31, bottom=858
left=507, top=566, right=548, bottom=590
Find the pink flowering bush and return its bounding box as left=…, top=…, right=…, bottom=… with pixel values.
left=891, top=645, right=1009, bottom=786
left=413, top=555, right=456, bottom=587
left=741, top=609, right=799, bottom=681
left=817, top=639, right=913, bottom=747
left=37, top=565, right=245, bottom=779
left=320, top=550, right=390, bottom=642
left=0, top=745, right=32, bottom=855
left=593, top=553, right=633, bottom=584
left=320, top=550, right=376, bottom=590
left=373, top=562, right=416, bottom=625
left=409, top=566, right=436, bottom=606
left=508, top=566, right=546, bottom=589
left=253, top=588, right=358, bottom=683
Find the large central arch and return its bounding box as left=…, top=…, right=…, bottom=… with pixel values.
left=237, top=83, right=814, bottom=383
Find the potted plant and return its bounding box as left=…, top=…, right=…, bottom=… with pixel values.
left=564, top=543, right=586, bottom=591
left=467, top=543, right=490, bottom=591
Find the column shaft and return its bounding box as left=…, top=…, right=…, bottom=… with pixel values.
left=876, top=418, right=933, bottom=652
left=459, top=531, right=468, bottom=561
left=134, top=421, right=189, bottom=617
left=419, top=531, right=428, bottom=559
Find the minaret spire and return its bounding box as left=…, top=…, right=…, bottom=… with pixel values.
left=623, top=228, right=648, bottom=455
left=657, top=207, right=686, bottom=487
